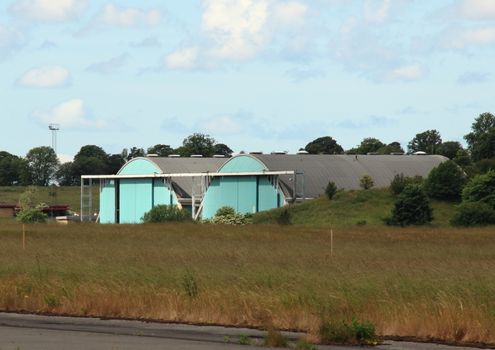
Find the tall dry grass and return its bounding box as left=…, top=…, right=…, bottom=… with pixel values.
left=0, top=221, right=494, bottom=344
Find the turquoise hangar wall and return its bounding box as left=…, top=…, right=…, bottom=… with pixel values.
left=202, top=155, right=284, bottom=219
left=99, top=158, right=177, bottom=224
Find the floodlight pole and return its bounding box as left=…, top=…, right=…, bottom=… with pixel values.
left=48, top=124, right=60, bottom=154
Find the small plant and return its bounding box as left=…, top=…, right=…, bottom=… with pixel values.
left=44, top=294, right=60, bottom=308
left=238, top=333, right=251, bottom=345
left=359, top=175, right=374, bottom=190
left=319, top=318, right=377, bottom=346
left=325, top=181, right=337, bottom=199
left=386, top=184, right=433, bottom=226
left=182, top=270, right=198, bottom=298
left=356, top=219, right=367, bottom=226
left=296, top=338, right=318, bottom=350
left=142, top=204, right=190, bottom=223
left=276, top=208, right=291, bottom=225
left=16, top=207, right=48, bottom=223
left=223, top=336, right=231, bottom=343
left=263, top=328, right=288, bottom=348
left=215, top=206, right=236, bottom=217
left=451, top=202, right=495, bottom=227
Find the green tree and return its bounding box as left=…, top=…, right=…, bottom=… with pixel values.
left=453, top=149, right=472, bottom=167
left=0, top=151, right=28, bottom=185
left=360, top=175, right=374, bottom=190
left=464, top=112, right=495, bottom=161
left=325, top=181, right=338, bottom=199
left=213, top=143, right=233, bottom=157
left=424, top=160, right=467, bottom=201
left=356, top=138, right=385, bottom=154
left=387, top=184, right=433, bottom=226
left=55, top=162, right=77, bottom=186
left=107, top=154, right=126, bottom=174
left=462, top=170, right=495, bottom=208
left=180, top=133, right=216, bottom=157
left=437, top=141, right=463, bottom=160
left=377, top=141, right=404, bottom=154
left=408, top=129, right=442, bottom=154
left=305, top=136, right=344, bottom=154
left=70, top=145, right=110, bottom=185
left=147, top=144, right=174, bottom=157
left=25, top=146, right=59, bottom=186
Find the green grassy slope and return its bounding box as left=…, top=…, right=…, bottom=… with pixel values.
left=253, top=188, right=457, bottom=227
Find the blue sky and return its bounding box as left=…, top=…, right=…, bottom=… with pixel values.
left=1, top=0, right=494, bottom=161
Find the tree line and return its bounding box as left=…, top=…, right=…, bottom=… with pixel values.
left=0, top=113, right=494, bottom=186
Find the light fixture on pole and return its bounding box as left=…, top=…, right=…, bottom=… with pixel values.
left=48, top=124, right=60, bottom=154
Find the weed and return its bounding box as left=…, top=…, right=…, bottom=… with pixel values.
left=356, top=219, right=367, bottom=226
left=181, top=270, right=198, bottom=298
left=44, top=294, right=60, bottom=308
left=319, top=318, right=378, bottom=346
left=296, top=338, right=318, bottom=350
left=263, top=328, right=288, bottom=348
left=223, top=335, right=231, bottom=343
left=238, top=333, right=251, bottom=345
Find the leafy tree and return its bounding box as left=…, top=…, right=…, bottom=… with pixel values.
left=0, top=151, right=28, bottom=185
left=408, top=129, right=442, bottom=154
left=356, top=138, right=385, bottom=154
left=147, top=144, right=174, bottom=157
left=387, top=184, right=433, bottom=226
left=55, top=162, right=77, bottom=186
left=25, top=146, right=59, bottom=186
left=424, top=160, right=467, bottom=201
left=464, top=112, right=495, bottom=161
left=213, top=143, right=233, bottom=157
left=453, top=149, right=472, bottom=167
left=437, top=141, right=463, bottom=160
left=462, top=170, right=495, bottom=208
left=377, top=141, right=404, bottom=154
left=142, top=204, right=191, bottom=223
left=127, top=147, right=146, bottom=160
left=389, top=174, right=423, bottom=195
left=74, top=145, right=108, bottom=162
left=180, top=133, right=216, bottom=157
left=305, top=136, right=344, bottom=154
left=17, top=187, right=47, bottom=223
left=107, top=154, right=126, bottom=174
left=70, top=145, right=111, bottom=185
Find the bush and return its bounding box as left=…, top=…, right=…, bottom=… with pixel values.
left=389, top=173, right=423, bottom=195
left=16, top=207, right=47, bottom=223
left=451, top=202, right=495, bottom=227
left=142, top=204, right=190, bottom=223
left=325, top=181, right=337, bottom=199
left=359, top=175, right=374, bottom=190
left=263, top=328, right=288, bottom=348
left=276, top=208, right=292, bottom=225
left=212, top=206, right=250, bottom=225
left=462, top=170, right=495, bottom=208
left=424, top=160, right=466, bottom=201
left=319, top=318, right=377, bottom=345
left=387, top=184, right=433, bottom=226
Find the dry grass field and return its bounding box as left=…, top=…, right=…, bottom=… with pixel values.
left=0, top=221, right=494, bottom=345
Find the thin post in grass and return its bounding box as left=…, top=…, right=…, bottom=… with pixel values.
left=22, top=223, right=26, bottom=250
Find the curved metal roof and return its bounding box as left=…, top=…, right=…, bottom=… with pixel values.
left=251, top=154, right=447, bottom=198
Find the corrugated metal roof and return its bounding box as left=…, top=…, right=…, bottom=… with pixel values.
left=251, top=154, right=447, bottom=198
left=146, top=157, right=227, bottom=198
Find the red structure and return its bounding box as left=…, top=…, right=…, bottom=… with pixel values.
left=0, top=204, right=69, bottom=218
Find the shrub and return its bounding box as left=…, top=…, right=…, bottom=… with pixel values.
left=212, top=207, right=250, bottom=225
left=424, top=160, right=466, bottom=201
left=462, top=170, right=495, bottom=209
left=142, top=204, right=190, bottom=223
left=215, top=206, right=235, bottom=217
left=325, top=181, right=337, bottom=199
left=319, top=318, right=377, bottom=345
left=182, top=270, right=199, bottom=298
left=276, top=208, right=292, bottom=225
left=16, top=207, right=48, bottom=223
left=451, top=202, right=495, bottom=227
left=263, top=328, right=288, bottom=348
left=389, top=174, right=423, bottom=195
left=387, top=184, right=433, bottom=226
left=359, top=175, right=374, bottom=190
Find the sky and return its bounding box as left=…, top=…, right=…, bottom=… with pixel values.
left=1, top=0, right=494, bottom=162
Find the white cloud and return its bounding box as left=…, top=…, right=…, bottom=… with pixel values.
left=17, top=66, right=70, bottom=88
left=364, top=0, right=391, bottom=23
left=33, top=99, right=107, bottom=129
left=386, top=64, right=426, bottom=81
left=164, top=47, right=199, bottom=70
left=10, top=0, right=87, bottom=22
left=448, top=26, right=495, bottom=48
left=58, top=154, right=74, bottom=164
left=99, top=4, right=161, bottom=27
left=460, top=0, right=495, bottom=20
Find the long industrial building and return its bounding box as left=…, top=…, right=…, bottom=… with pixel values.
left=81, top=153, right=447, bottom=223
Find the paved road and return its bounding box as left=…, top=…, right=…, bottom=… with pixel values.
left=0, top=312, right=488, bottom=350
